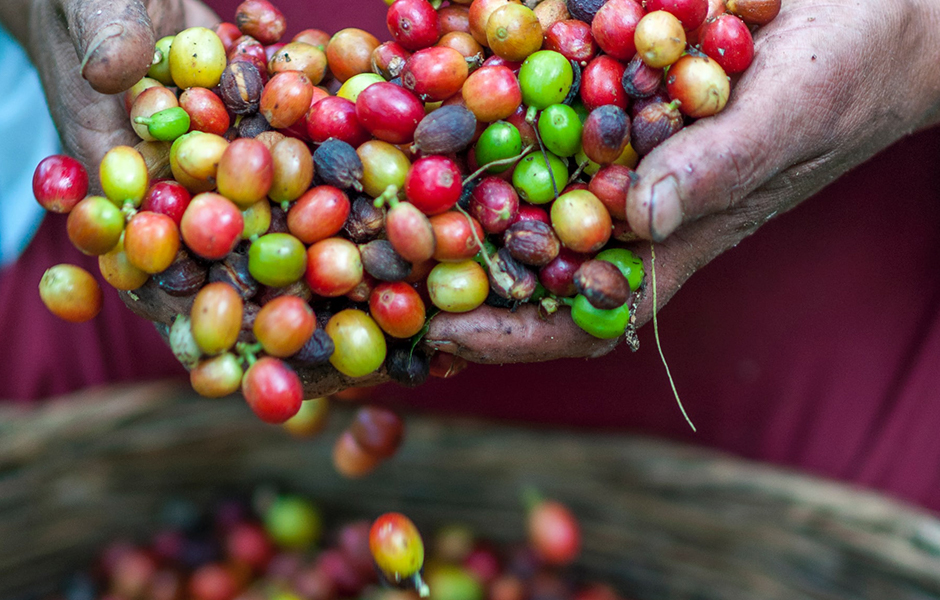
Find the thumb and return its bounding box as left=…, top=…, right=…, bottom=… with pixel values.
left=624, top=9, right=842, bottom=242
left=63, top=0, right=157, bottom=94
left=626, top=82, right=799, bottom=242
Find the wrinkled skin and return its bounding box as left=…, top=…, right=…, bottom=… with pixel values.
left=4, top=0, right=940, bottom=396
left=0, top=0, right=217, bottom=182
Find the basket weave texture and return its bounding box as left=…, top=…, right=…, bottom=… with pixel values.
left=2, top=381, right=940, bottom=600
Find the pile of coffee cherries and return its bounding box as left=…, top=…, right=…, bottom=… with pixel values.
left=52, top=490, right=593, bottom=600
left=33, top=0, right=781, bottom=424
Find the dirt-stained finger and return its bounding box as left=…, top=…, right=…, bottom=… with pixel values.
left=424, top=304, right=621, bottom=363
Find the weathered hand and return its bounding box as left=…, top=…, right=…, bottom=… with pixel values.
left=428, top=0, right=940, bottom=363
left=1, top=0, right=218, bottom=183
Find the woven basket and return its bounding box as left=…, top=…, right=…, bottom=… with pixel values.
left=3, top=381, right=940, bottom=600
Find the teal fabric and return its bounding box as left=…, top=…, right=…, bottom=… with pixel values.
left=0, top=23, right=60, bottom=267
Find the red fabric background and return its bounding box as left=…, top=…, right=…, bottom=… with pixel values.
left=2, top=0, right=940, bottom=511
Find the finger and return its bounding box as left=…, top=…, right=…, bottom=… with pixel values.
left=60, top=0, right=161, bottom=94
left=626, top=6, right=842, bottom=242
left=424, top=304, right=620, bottom=363
left=28, top=4, right=138, bottom=177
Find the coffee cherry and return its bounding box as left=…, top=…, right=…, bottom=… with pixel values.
left=386, top=201, right=438, bottom=263
left=305, top=238, right=363, bottom=297
left=98, top=235, right=150, bottom=291
left=645, top=0, right=709, bottom=31
left=269, top=137, right=315, bottom=203
left=518, top=50, right=573, bottom=109
left=698, top=14, right=755, bottom=75
left=725, top=0, right=781, bottom=26
left=485, top=4, right=543, bottom=62
left=39, top=264, right=103, bottom=323
left=32, top=155, right=88, bottom=213
left=401, top=47, right=469, bottom=102
left=370, top=282, right=427, bottom=338
left=350, top=406, right=405, bottom=458
left=123, top=211, right=181, bottom=274
left=288, top=186, right=351, bottom=244
left=430, top=211, right=484, bottom=262
left=469, top=176, right=519, bottom=234
left=580, top=55, right=628, bottom=111
left=191, top=282, right=244, bottom=355
left=631, top=100, right=683, bottom=155
left=333, top=430, right=382, bottom=478
left=475, top=121, right=523, bottom=174
left=635, top=11, right=687, bottom=68
left=405, top=156, right=463, bottom=215
left=370, top=513, right=425, bottom=582
left=268, top=42, right=328, bottom=84
left=260, top=71, right=315, bottom=129
left=169, top=27, right=227, bottom=89
left=461, top=66, right=522, bottom=122
left=66, top=196, right=125, bottom=256
left=130, top=87, right=179, bottom=141
left=242, top=357, right=304, bottom=424
left=527, top=500, right=581, bottom=566
left=387, top=0, right=442, bottom=51
left=539, top=247, right=589, bottom=297
left=372, top=41, right=412, bottom=79
left=190, top=353, right=244, bottom=398
left=235, top=0, right=286, bottom=44
left=326, top=309, right=387, bottom=377
left=427, top=260, right=489, bottom=312
left=306, top=96, right=371, bottom=147
left=580, top=105, right=631, bottom=165
left=511, top=152, right=568, bottom=205
left=666, top=53, right=730, bottom=117
left=180, top=193, right=244, bottom=260
left=544, top=20, right=598, bottom=65
left=327, top=28, right=381, bottom=82
left=248, top=233, right=308, bottom=288
left=217, top=139, right=274, bottom=208
left=550, top=189, right=612, bottom=254
left=356, top=82, right=426, bottom=144
left=100, top=146, right=149, bottom=208
left=538, top=104, right=583, bottom=157
left=591, top=0, right=645, bottom=61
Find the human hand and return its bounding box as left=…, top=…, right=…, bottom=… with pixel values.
left=2, top=0, right=218, bottom=183
left=427, top=0, right=940, bottom=363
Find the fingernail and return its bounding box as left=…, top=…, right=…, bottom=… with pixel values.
left=649, top=176, right=682, bottom=242
left=80, top=23, right=126, bottom=76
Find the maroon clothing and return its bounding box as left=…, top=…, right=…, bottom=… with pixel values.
left=3, top=0, right=940, bottom=512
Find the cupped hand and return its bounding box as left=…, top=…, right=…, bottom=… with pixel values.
left=4, top=0, right=218, bottom=182
left=427, top=0, right=940, bottom=363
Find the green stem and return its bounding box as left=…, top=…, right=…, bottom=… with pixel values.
left=567, top=159, right=589, bottom=185
left=455, top=204, right=495, bottom=272
left=121, top=200, right=138, bottom=223
left=236, top=341, right=263, bottom=367
left=462, top=144, right=536, bottom=187
left=525, top=105, right=538, bottom=124
left=133, top=116, right=153, bottom=126
left=650, top=242, right=695, bottom=432
left=531, top=122, right=560, bottom=200
left=414, top=573, right=431, bottom=598
left=373, top=185, right=399, bottom=209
